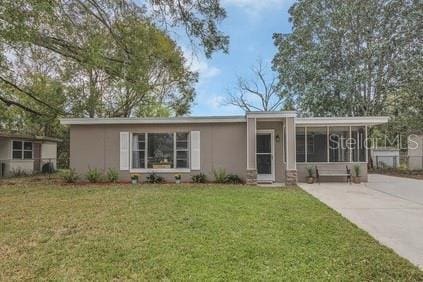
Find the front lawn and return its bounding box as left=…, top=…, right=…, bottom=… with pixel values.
left=0, top=182, right=422, bottom=280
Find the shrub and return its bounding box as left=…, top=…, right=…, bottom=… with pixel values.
left=224, top=174, right=242, bottom=184
left=86, top=168, right=102, bottom=183
left=306, top=165, right=314, bottom=177
left=146, top=173, right=164, bottom=184
left=192, top=173, right=207, bottom=183
left=398, top=163, right=408, bottom=172
left=353, top=164, right=361, bottom=177
left=42, top=162, right=55, bottom=174
left=11, top=168, right=29, bottom=178
left=212, top=168, right=227, bottom=183
left=61, top=169, right=79, bottom=183
left=106, top=168, right=119, bottom=183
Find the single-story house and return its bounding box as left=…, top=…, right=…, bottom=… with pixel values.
left=0, top=131, right=60, bottom=177
left=60, top=111, right=389, bottom=185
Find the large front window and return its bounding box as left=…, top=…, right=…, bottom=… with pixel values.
left=132, top=133, right=189, bottom=169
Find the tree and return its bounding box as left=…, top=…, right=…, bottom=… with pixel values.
left=226, top=60, right=285, bottom=112
left=272, top=0, right=422, bottom=130
left=0, top=0, right=229, bottom=119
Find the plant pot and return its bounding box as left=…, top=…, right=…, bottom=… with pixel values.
left=131, top=178, right=138, bottom=185
left=175, top=179, right=181, bottom=184
left=353, top=176, right=361, bottom=184
left=307, top=176, right=314, bottom=184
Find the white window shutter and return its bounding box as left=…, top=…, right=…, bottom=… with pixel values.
left=120, top=132, right=130, bottom=170
left=190, top=131, right=200, bottom=170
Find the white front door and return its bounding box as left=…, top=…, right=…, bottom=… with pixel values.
left=256, top=130, right=275, bottom=182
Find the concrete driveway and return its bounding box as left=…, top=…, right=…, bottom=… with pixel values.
left=299, top=174, right=423, bottom=268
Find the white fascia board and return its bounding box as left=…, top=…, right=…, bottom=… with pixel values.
left=246, top=111, right=297, bottom=118
left=60, top=116, right=246, bottom=125
left=296, top=116, right=389, bottom=126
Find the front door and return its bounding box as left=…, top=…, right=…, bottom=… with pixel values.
left=256, top=130, right=275, bottom=182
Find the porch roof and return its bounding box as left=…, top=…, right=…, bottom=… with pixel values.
left=60, top=113, right=389, bottom=127
left=296, top=116, right=389, bottom=126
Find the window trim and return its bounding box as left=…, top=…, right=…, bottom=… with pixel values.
left=130, top=132, right=191, bottom=173
left=11, top=140, right=33, bottom=160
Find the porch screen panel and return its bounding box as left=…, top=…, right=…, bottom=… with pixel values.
left=329, top=127, right=350, bottom=162
left=307, top=127, right=327, bottom=162
left=296, top=127, right=305, bottom=162
left=351, top=127, right=366, bottom=162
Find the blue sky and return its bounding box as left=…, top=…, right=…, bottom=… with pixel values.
left=183, top=0, right=295, bottom=116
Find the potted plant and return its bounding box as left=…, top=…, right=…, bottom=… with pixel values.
left=175, top=174, right=181, bottom=184
left=131, top=174, right=139, bottom=185
left=353, top=165, right=361, bottom=184
left=306, top=165, right=314, bottom=184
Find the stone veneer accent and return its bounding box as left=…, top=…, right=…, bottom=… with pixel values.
left=246, top=169, right=257, bottom=185
left=285, top=169, right=297, bottom=186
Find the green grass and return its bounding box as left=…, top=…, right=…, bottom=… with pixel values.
left=0, top=182, right=422, bottom=280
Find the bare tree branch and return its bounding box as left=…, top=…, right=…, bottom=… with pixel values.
left=225, top=60, right=284, bottom=112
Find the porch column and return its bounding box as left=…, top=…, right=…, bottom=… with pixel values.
left=246, top=117, right=257, bottom=184
left=285, top=117, right=297, bottom=185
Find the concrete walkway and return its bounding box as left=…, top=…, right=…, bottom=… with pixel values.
left=299, top=174, right=423, bottom=268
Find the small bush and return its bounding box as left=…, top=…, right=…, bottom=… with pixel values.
left=61, top=169, right=79, bottom=183
left=11, top=168, right=29, bottom=178
left=86, top=168, right=102, bottom=183
left=353, top=164, right=361, bottom=177
left=106, top=168, right=119, bottom=183
left=42, top=162, right=55, bottom=174
left=192, top=173, right=207, bottom=183
left=224, top=174, right=242, bottom=184
left=146, top=173, right=164, bottom=184
left=213, top=168, right=227, bottom=183
left=398, top=163, right=408, bottom=172
left=306, top=165, right=314, bottom=177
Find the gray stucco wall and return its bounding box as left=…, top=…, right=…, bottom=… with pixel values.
left=69, top=122, right=247, bottom=182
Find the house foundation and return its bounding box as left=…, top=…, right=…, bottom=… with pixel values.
left=246, top=169, right=257, bottom=185
left=285, top=169, right=297, bottom=186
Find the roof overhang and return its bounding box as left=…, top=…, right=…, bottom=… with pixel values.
left=246, top=111, right=297, bottom=119
left=296, top=116, right=389, bottom=126
left=60, top=116, right=247, bottom=125
left=0, top=132, right=61, bottom=142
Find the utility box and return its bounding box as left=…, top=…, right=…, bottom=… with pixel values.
left=371, top=147, right=400, bottom=168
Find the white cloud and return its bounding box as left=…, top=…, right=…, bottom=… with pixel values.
left=223, top=0, right=291, bottom=12
left=208, top=95, right=226, bottom=109
left=190, top=59, right=221, bottom=79
left=183, top=48, right=221, bottom=80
